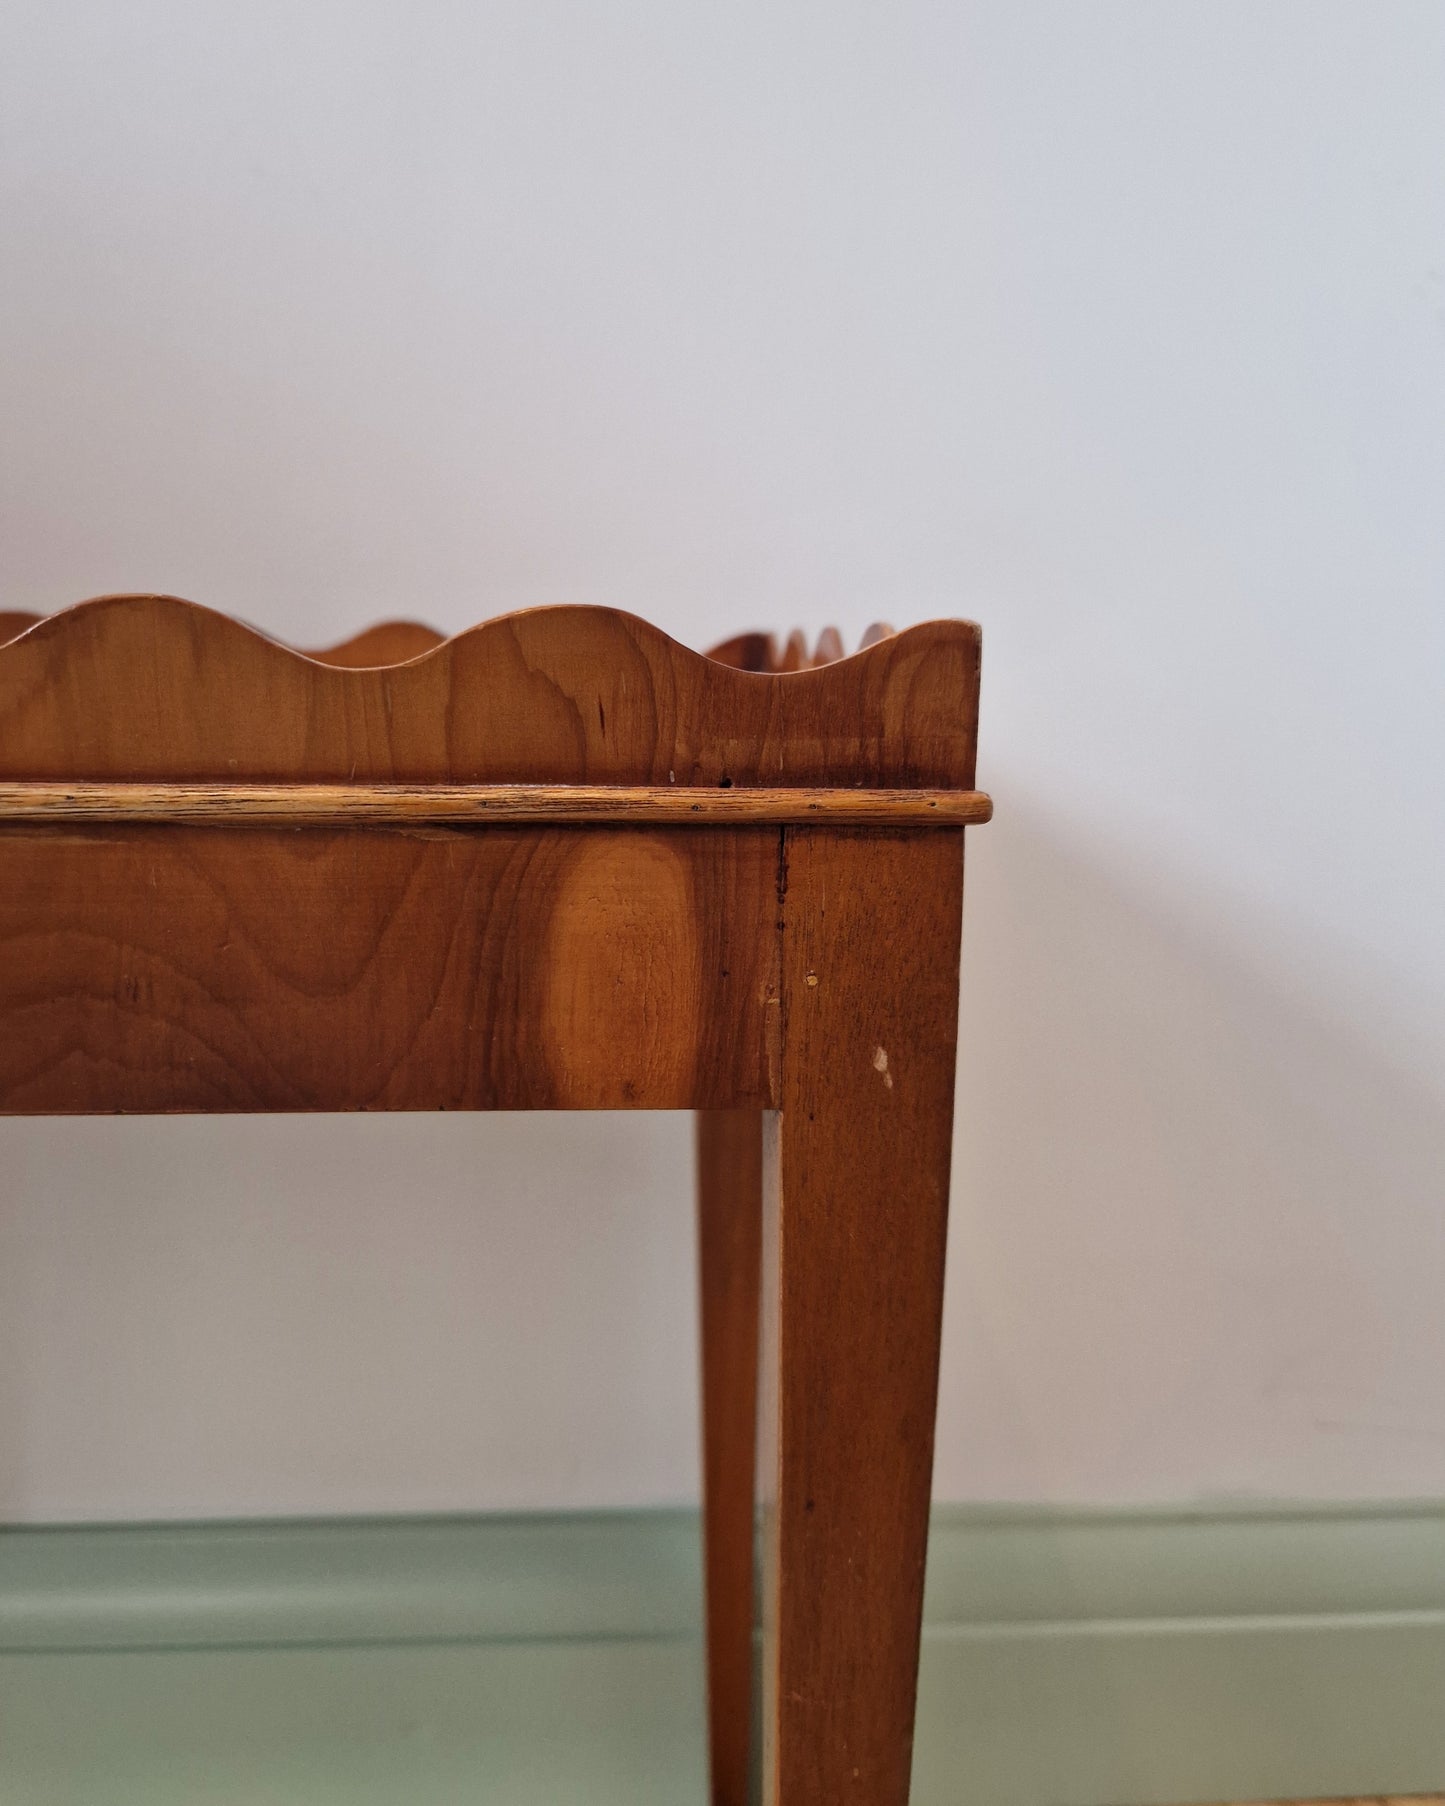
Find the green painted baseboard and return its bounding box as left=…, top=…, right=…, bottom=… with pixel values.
left=3, top=1503, right=1443, bottom=1804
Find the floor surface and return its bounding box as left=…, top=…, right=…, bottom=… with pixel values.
left=5, top=1511, right=1442, bottom=1806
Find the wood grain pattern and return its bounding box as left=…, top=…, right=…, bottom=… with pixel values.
left=0, top=781, right=991, bottom=827
left=3, top=594, right=987, bottom=1803
left=0, top=595, right=980, bottom=788
left=0, top=826, right=781, bottom=1113
left=707, top=625, right=889, bottom=673
left=695, top=1109, right=764, bottom=1806
left=0, top=608, right=445, bottom=665
left=7, top=611, right=868, bottom=672
left=760, top=829, right=964, bottom=1806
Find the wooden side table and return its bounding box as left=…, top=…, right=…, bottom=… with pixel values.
left=0, top=596, right=989, bottom=1806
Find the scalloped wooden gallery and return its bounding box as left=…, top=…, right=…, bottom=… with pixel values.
left=0, top=598, right=989, bottom=1806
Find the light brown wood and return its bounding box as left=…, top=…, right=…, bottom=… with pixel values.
left=706, top=630, right=781, bottom=672
left=696, top=1110, right=764, bottom=1806
left=0, top=595, right=979, bottom=788
left=813, top=626, right=845, bottom=666
left=7, top=609, right=865, bottom=671
left=0, top=780, right=991, bottom=827
left=760, top=828, right=964, bottom=1806
left=305, top=619, right=445, bottom=666
left=0, top=609, right=39, bottom=644
left=707, top=624, right=871, bottom=673
left=0, top=607, right=445, bottom=665
left=0, top=826, right=781, bottom=1113
left=2, top=595, right=986, bottom=1802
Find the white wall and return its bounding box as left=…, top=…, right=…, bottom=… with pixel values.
left=2, top=1, right=1443, bottom=1520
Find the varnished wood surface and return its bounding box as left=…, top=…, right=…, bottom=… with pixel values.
left=0, top=595, right=980, bottom=788
left=0, top=826, right=781, bottom=1113
left=760, top=829, right=964, bottom=1806
left=0, top=608, right=445, bottom=665
left=706, top=624, right=889, bottom=673
left=695, top=1110, right=764, bottom=1806
left=0, top=780, right=991, bottom=827
left=0, top=609, right=39, bottom=644
left=306, top=620, right=446, bottom=666
left=6, top=610, right=876, bottom=672
left=3, top=593, right=988, bottom=1802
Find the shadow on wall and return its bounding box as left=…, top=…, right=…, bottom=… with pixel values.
left=939, top=796, right=1445, bottom=1501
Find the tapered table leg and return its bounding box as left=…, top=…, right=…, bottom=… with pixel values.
left=759, top=829, right=963, bottom=1806
left=696, top=1107, right=764, bottom=1806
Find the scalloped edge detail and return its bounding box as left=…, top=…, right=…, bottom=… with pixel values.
left=0, top=595, right=981, bottom=789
